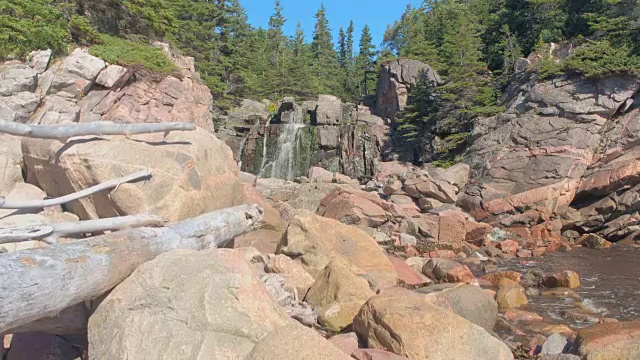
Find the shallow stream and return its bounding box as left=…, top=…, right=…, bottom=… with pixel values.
left=500, top=245, right=640, bottom=327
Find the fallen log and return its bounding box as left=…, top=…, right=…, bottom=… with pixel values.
left=0, top=120, right=195, bottom=140
left=0, top=170, right=152, bottom=209
left=0, top=214, right=165, bottom=245
left=0, top=204, right=263, bottom=333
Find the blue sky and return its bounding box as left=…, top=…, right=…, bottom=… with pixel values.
left=242, top=0, right=423, bottom=48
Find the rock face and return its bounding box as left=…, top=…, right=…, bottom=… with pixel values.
left=460, top=74, right=640, bottom=241
left=353, top=288, right=513, bottom=360
left=0, top=135, right=23, bottom=196
left=22, top=128, right=242, bottom=222
left=0, top=45, right=213, bottom=130
left=277, top=209, right=398, bottom=289
left=376, top=59, right=441, bottom=121
left=89, top=248, right=351, bottom=360
left=233, top=95, right=387, bottom=180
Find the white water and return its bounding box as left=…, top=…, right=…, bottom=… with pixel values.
left=261, top=123, right=305, bottom=180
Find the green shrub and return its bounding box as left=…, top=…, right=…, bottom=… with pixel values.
left=0, top=0, right=69, bottom=59
left=539, top=40, right=640, bottom=79
left=68, top=14, right=100, bottom=46
left=89, top=34, right=176, bottom=74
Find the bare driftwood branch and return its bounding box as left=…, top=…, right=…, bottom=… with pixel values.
left=0, top=170, right=152, bottom=209
left=0, top=120, right=195, bottom=140
left=0, top=214, right=165, bottom=245
left=0, top=225, right=54, bottom=243
left=0, top=204, right=264, bottom=333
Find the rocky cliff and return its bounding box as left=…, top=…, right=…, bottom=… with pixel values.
left=460, top=70, right=640, bottom=242
left=0, top=46, right=213, bottom=129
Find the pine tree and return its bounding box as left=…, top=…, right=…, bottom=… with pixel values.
left=356, top=25, right=376, bottom=96
left=283, top=22, right=314, bottom=99
left=346, top=21, right=355, bottom=64
left=266, top=0, right=287, bottom=98
left=311, top=3, right=341, bottom=95
left=338, top=27, right=347, bottom=67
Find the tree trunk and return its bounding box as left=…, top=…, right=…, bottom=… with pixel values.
left=0, top=204, right=263, bottom=334
left=0, top=120, right=195, bottom=140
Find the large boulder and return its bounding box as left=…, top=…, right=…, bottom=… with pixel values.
left=376, top=59, right=441, bottom=121
left=415, top=284, right=499, bottom=331
left=22, top=128, right=242, bottom=222
left=0, top=135, right=23, bottom=196
left=305, top=259, right=375, bottom=332
left=573, top=321, right=640, bottom=360
left=277, top=209, right=397, bottom=289
left=49, top=48, right=106, bottom=97
left=0, top=91, right=41, bottom=123
left=246, top=324, right=352, bottom=360
left=0, top=64, right=38, bottom=96
left=89, top=248, right=349, bottom=360
left=353, top=288, right=513, bottom=360
left=314, top=94, right=344, bottom=125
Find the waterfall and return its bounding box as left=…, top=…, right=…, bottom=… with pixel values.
left=269, top=123, right=305, bottom=180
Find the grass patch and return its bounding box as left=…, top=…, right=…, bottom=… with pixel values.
left=89, top=34, right=176, bottom=74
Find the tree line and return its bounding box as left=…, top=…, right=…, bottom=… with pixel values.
left=385, top=0, right=640, bottom=165
left=0, top=0, right=378, bottom=104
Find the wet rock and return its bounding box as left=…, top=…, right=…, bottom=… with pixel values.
left=278, top=209, right=397, bottom=289
left=573, top=321, right=640, bottom=360
left=351, top=349, right=410, bottom=360
left=329, top=333, right=359, bottom=356
left=481, top=271, right=522, bottom=286
left=503, top=309, right=543, bottom=323
left=527, top=323, right=576, bottom=337
left=422, top=258, right=475, bottom=284
left=543, top=270, right=581, bottom=289
left=578, top=234, right=612, bottom=249
left=415, top=284, right=499, bottom=331
left=305, top=260, right=375, bottom=332
left=496, top=278, right=528, bottom=310
left=541, top=333, right=569, bottom=355
left=353, top=288, right=513, bottom=360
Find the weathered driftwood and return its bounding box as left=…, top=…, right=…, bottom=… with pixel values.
left=0, top=170, right=152, bottom=209
left=0, top=204, right=263, bottom=333
left=0, top=120, right=195, bottom=140
left=0, top=214, right=165, bottom=245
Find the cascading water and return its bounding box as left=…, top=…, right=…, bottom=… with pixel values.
left=262, top=123, right=305, bottom=180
